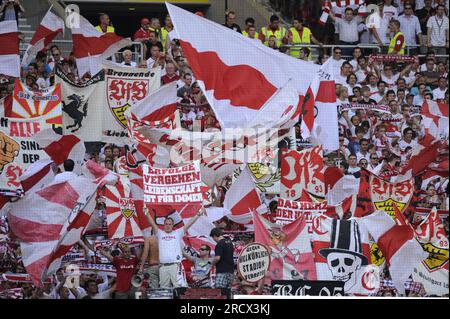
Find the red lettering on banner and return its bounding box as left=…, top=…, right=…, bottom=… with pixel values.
left=109, top=80, right=148, bottom=103
left=9, top=122, right=41, bottom=138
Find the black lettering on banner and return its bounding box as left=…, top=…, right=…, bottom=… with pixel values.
left=22, top=154, right=40, bottom=164
left=0, top=118, right=8, bottom=128
left=271, top=280, right=344, bottom=296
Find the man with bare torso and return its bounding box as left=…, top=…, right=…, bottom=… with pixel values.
left=139, top=235, right=160, bottom=289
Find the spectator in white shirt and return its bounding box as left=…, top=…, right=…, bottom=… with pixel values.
left=120, top=50, right=137, bottom=67
left=398, top=127, right=418, bottom=151
left=433, top=76, right=448, bottom=100
left=349, top=47, right=362, bottom=71
left=346, top=154, right=361, bottom=174
left=398, top=4, right=423, bottom=52
left=370, top=2, right=392, bottom=46
left=383, top=0, right=399, bottom=21
left=53, top=159, right=78, bottom=183
left=426, top=4, right=449, bottom=56
left=344, top=73, right=361, bottom=93
left=335, top=61, right=353, bottom=85
left=371, top=80, right=387, bottom=103
left=367, top=73, right=380, bottom=95
left=143, top=207, right=202, bottom=289
left=355, top=56, right=373, bottom=83
left=330, top=47, right=347, bottom=79
left=356, top=138, right=371, bottom=162
left=413, top=83, right=429, bottom=105
left=330, top=8, right=360, bottom=56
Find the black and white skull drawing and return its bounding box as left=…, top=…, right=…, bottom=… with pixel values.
left=319, top=219, right=368, bottom=292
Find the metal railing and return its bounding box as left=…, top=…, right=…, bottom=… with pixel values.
left=280, top=44, right=382, bottom=60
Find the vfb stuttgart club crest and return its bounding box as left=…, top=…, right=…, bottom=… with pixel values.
left=119, top=198, right=136, bottom=220
left=107, top=77, right=149, bottom=128
left=370, top=175, right=413, bottom=219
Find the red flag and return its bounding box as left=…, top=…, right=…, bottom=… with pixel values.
left=359, top=210, right=427, bottom=295
left=167, top=3, right=319, bottom=134
left=253, top=211, right=317, bottom=281
left=71, top=15, right=132, bottom=77
left=0, top=20, right=20, bottom=77
left=21, top=9, right=64, bottom=66
left=224, top=168, right=266, bottom=225
left=34, top=129, right=86, bottom=174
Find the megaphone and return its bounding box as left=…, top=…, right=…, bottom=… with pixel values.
left=131, top=272, right=150, bottom=288
left=131, top=274, right=144, bottom=288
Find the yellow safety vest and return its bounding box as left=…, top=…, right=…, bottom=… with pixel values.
left=289, top=27, right=312, bottom=59
left=161, top=27, right=172, bottom=52
left=261, top=26, right=287, bottom=47
left=242, top=29, right=260, bottom=39
left=388, top=31, right=405, bottom=55
left=95, top=25, right=115, bottom=33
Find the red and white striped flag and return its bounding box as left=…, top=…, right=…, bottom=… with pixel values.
left=128, top=81, right=179, bottom=125
left=420, top=100, right=449, bottom=142
left=224, top=167, right=267, bottom=225
left=393, top=140, right=441, bottom=183
left=166, top=3, right=319, bottom=135
left=8, top=161, right=117, bottom=286
left=34, top=129, right=86, bottom=174
left=19, top=159, right=55, bottom=193
left=0, top=20, right=20, bottom=78
left=309, top=59, right=339, bottom=151
left=8, top=176, right=97, bottom=285
left=21, top=9, right=64, bottom=67
left=359, top=208, right=427, bottom=295
left=71, top=15, right=132, bottom=77
left=104, top=177, right=143, bottom=239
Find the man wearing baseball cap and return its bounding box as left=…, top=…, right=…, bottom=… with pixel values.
left=133, top=18, right=152, bottom=42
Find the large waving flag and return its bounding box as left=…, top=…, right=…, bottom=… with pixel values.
left=309, top=59, right=339, bottom=151
left=419, top=100, right=449, bottom=142
left=312, top=215, right=377, bottom=295
left=0, top=20, right=20, bottom=78
left=128, top=81, right=179, bottom=125
left=34, top=129, right=86, bottom=175
left=21, top=9, right=64, bottom=66
left=71, top=14, right=132, bottom=77
left=9, top=173, right=97, bottom=285
left=19, top=159, right=55, bottom=193
left=359, top=207, right=427, bottom=295
left=166, top=3, right=319, bottom=134
left=224, top=167, right=267, bottom=225
left=8, top=160, right=118, bottom=286
left=253, top=211, right=316, bottom=281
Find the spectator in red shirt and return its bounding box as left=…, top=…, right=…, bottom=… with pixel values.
left=99, top=244, right=139, bottom=299
left=134, top=18, right=155, bottom=60
left=161, top=62, right=180, bottom=85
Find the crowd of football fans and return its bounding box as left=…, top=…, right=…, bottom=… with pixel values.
left=0, top=0, right=449, bottom=298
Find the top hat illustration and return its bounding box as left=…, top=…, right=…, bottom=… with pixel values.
left=319, top=219, right=369, bottom=265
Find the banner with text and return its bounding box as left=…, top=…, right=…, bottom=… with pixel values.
left=103, top=62, right=161, bottom=143
left=11, top=80, right=62, bottom=127
left=0, top=117, right=48, bottom=196
left=271, top=280, right=344, bottom=296
left=276, top=198, right=327, bottom=228
left=143, top=161, right=202, bottom=205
